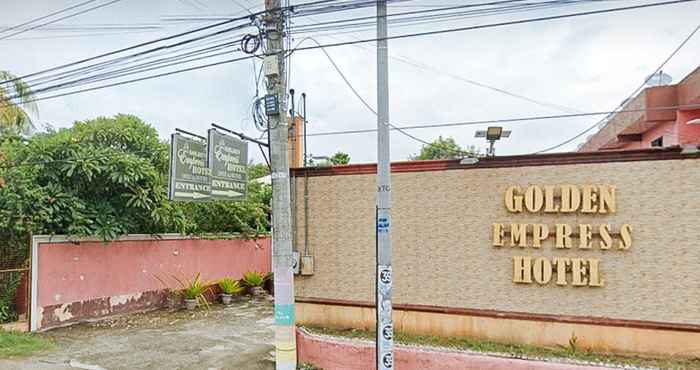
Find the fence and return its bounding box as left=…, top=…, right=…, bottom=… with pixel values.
left=0, top=235, right=30, bottom=328
left=31, top=234, right=272, bottom=331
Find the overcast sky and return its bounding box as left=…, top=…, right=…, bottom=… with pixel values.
left=3, top=0, right=699, bottom=164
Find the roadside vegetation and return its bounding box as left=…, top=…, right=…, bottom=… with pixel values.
left=0, top=114, right=271, bottom=325
left=0, top=330, right=53, bottom=358
left=303, top=326, right=700, bottom=370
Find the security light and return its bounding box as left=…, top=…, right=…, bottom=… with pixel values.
left=687, top=118, right=700, bottom=125
left=486, top=126, right=503, bottom=141
left=475, top=126, right=511, bottom=157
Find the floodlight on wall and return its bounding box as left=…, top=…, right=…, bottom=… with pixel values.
left=475, top=126, right=511, bottom=157
left=309, top=155, right=331, bottom=167
left=687, top=118, right=700, bottom=125
left=459, top=157, right=479, bottom=165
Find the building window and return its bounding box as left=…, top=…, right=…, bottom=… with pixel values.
left=651, top=136, right=663, bottom=147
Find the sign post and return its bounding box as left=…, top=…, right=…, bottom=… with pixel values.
left=208, top=129, right=248, bottom=201
left=169, top=133, right=211, bottom=202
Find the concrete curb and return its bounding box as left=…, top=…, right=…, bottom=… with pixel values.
left=296, top=328, right=618, bottom=370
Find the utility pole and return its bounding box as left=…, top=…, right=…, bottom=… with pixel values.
left=375, top=1, right=394, bottom=369
left=263, top=1, right=296, bottom=369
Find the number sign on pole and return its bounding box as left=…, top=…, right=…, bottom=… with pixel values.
left=168, top=133, right=211, bottom=201
left=207, top=129, right=248, bottom=201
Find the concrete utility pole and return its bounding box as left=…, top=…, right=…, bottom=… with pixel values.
left=375, top=1, right=394, bottom=369
left=263, top=0, right=296, bottom=369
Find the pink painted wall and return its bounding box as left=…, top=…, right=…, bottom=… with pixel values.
left=36, top=237, right=271, bottom=308
left=296, top=329, right=607, bottom=370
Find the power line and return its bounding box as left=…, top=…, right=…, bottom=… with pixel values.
left=0, top=0, right=344, bottom=87
left=0, top=0, right=124, bottom=41
left=0, top=0, right=100, bottom=37
left=296, top=16, right=582, bottom=113
left=5, top=102, right=698, bottom=169
left=5, top=0, right=695, bottom=106
left=287, top=0, right=698, bottom=47
left=298, top=36, right=474, bottom=157
left=290, top=0, right=591, bottom=34
left=534, top=20, right=700, bottom=153
left=302, top=103, right=700, bottom=137
left=9, top=26, right=252, bottom=99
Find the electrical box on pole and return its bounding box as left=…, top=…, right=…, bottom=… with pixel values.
left=263, top=55, right=279, bottom=77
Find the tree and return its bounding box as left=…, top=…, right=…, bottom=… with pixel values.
left=0, top=114, right=270, bottom=245
left=247, top=163, right=270, bottom=180
left=0, top=71, right=38, bottom=136
left=410, top=136, right=476, bottom=160
left=329, top=151, right=350, bottom=165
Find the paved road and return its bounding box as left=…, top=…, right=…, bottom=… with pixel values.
left=0, top=297, right=275, bottom=370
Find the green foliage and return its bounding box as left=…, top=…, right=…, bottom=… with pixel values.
left=247, top=163, right=270, bottom=180
left=218, top=278, right=244, bottom=295
left=241, top=271, right=264, bottom=287
left=329, top=151, right=350, bottom=165
left=0, top=330, right=53, bottom=358
left=410, top=136, right=477, bottom=160
left=0, top=114, right=181, bottom=241
left=174, top=273, right=211, bottom=308
left=0, top=70, right=38, bottom=137
left=0, top=114, right=271, bottom=247
left=567, top=332, right=579, bottom=354
left=0, top=274, right=21, bottom=324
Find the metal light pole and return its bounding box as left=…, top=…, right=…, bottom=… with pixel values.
left=263, top=1, right=296, bottom=369
left=376, top=1, right=394, bottom=369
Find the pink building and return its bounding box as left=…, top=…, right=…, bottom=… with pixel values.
left=579, top=66, right=700, bottom=151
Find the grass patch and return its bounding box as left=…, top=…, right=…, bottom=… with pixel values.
left=303, top=326, right=700, bottom=370
left=0, top=330, right=53, bottom=358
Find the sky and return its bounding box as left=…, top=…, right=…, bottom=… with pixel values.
left=2, top=0, right=699, bottom=164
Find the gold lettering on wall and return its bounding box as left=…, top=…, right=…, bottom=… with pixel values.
left=510, top=224, right=528, bottom=247
left=492, top=223, right=505, bottom=247
left=513, top=256, right=532, bottom=283
left=496, top=184, right=631, bottom=288
left=532, top=224, right=548, bottom=248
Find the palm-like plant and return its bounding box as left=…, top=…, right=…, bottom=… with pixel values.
left=0, top=70, right=38, bottom=136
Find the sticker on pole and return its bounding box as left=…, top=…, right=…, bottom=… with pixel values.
left=381, top=323, right=394, bottom=350
left=378, top=266, right=392, bottom=296
left=377, top=216, right=390, bottom=233
left=380, top=351, right=394, bottom=369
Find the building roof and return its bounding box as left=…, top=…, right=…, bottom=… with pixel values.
left=578, top=67, right=700, bottom=152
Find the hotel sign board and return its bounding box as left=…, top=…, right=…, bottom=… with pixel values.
left=207, top=128, right=248, bottom=201
left=168, top=131, right=248, bottom=202
left=492, top=185, right=632, bottom=287
left=169, top=133, right=211, bottom=202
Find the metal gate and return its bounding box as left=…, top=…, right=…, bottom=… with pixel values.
left=0, top=235, right=31, bottom=330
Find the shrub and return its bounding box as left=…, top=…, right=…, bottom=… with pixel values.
left=241, top=271, right=265, bottom=287
left=174, top=273, right=211, bottom=308
left=0, top=274, right=21, bottom=324
left=218, top=278, right=244, bottom=295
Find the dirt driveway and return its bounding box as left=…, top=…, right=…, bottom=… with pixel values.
left=0, top=297, right=275, bottom=370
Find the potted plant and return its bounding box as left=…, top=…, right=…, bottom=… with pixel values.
left=175, top=273, right=210, bottom=310
left=242, top=271, right=266, bottom=296
left=218, top=278, right=244, bottom=305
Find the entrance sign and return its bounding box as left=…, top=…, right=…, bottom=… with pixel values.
left=207, top=129, right=248, bottom=201
left=168, top=134, right=211, bottom=202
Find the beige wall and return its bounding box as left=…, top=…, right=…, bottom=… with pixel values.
left=293, top=158, right=700, bottom=325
